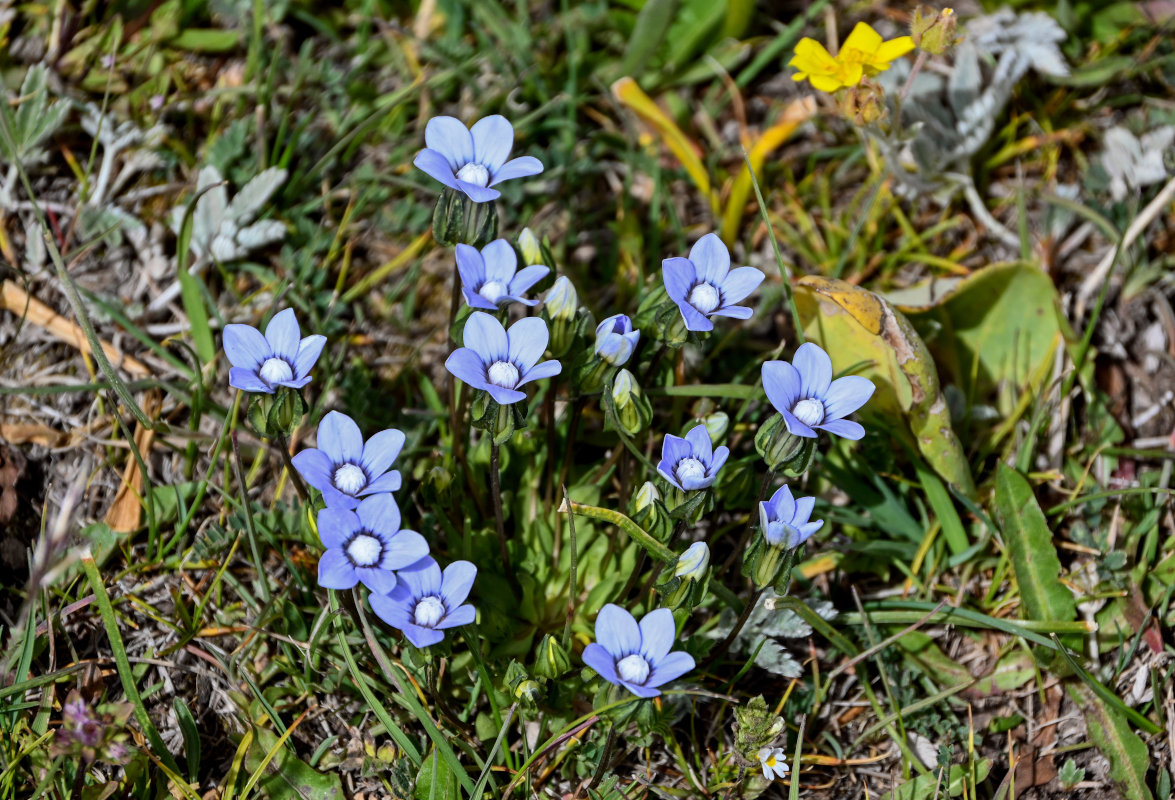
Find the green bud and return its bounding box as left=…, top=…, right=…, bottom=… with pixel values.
left=912, top=6, right=959, bottom=54
left=631, top=481, right=672, bottom=543
left=662, top=540, right=711, bottom=609
left=633, top=481, right=660, bottom=516
left=533, top=634, right=572, bottom=680
left=544, top=276, right=578, bottom=323
left=514, top=679, right=542, bottom=708
left=751, top=539, right=784, bottom=590
left=674, top=541, right=710, bottom=581
left=755, top=413, right=815, bottom=474
left=518, top=228, right=544, bottom=266
left=703, top=411, right=729, bottom=444
left=246, top=387, right=305, bottom=439
left=432, top=189, right=498, bottom=247
left=421, top=465, right=453, bottom=508
left=609, top=369, right=652, bottom=436
left=472, top=394, right=527, bottom=445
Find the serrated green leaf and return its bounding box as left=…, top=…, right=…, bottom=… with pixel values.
left=1068, top=684, right=1154, bottom=800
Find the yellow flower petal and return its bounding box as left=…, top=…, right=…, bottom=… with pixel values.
left=809, top=73, right=848, bottom=92
left=789, top=38, right=839, bottom=74
left=874, top=35, right=915, bottom=63
left=842, top=22, right=883, bottom=56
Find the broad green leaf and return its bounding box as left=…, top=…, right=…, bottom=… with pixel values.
left=245, top=727, right=345, bottom=800
left=1068, top=684, right=1154, bottom=800
left=415, top=750, right=461, bottom=800
left=992, top=465, right=1078, bottom=648
left=795, top=276, right=976, bottom=497
left=968, top=650, right=1035, bottom=696
left=171, top=28, right=241, bottom=52
left=619, top=0, right=678, bottom=77
left=899, top=262, right=1062, bottom=418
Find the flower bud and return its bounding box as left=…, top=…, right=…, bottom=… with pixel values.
left=593, top=314, right=640, bottom=367
left=755, top=413, right=815, bottom=475
left=533, top=634, right=572, bottom=679
left=610, top=369, right=651, bottom=436
left=631, top=481, right=671, bottom=542
left=633, top=481, right=660, bottom=515
left=673, top=541, right=710, bottom=581
left=912, top=7, right=958, bottom=54
left=544, top=276, right=578, bottom=323
left=734, top=696, right=787, bottom=756
left=703, top=411, right=729, bottom=443
left=839, top=79, right=887, bottom=126
left=518, top=227, right=544, bottom=266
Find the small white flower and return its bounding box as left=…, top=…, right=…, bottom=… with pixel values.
left=757, top=746, right=789, bottom=781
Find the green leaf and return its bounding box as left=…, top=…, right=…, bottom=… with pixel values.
left=415, top=749, right=461, bottom=800
left=619, top=0, right=678, bottom=77
left=1068, top=684, right=1154, bottom=800
left=171, top=28, right=240, bottom=52
left=901, top=262, right=1062, bottom=418
left=245, top=727, right=345, bottom=800
left=993, top=465, right=1078, bottom=655
left=884, top=760, right=992, bottom=799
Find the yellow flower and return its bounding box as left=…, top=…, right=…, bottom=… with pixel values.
left=789, top=22, right=916, bottom=92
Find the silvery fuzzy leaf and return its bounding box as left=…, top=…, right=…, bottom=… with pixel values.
left=210, top=233, right=241, bottom=263
left=948, top=41, right=983, bottom=121
left=4, top=65, right=70, bottom=164
left=192, top=166, right=228, bottom=244
left=236, top=219, right=286, bottom=250
left=24, top=218, right=46, bottom=268
left=227, top=167, right=287, bottom=225
left=1102, top=125, right=1175, bottom=201
left=752, top=639, right=803, bottom=678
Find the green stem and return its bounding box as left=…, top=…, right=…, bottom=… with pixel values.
left=561, top=500, right=674, bottom=563
left=744, top=152, right=805, bottom=344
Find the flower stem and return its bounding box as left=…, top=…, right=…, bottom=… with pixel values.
left=274, top=433, right=311, bottom=503
left=897, top=50, right=928, bottom=105
left=231, top=431, right=272, bottom=605
left=490, top=441, right=515, bottom=587
left=560, top=499, right=675, bottom=563
left=587, top=725, right=618, bottom=793
left=719, top=467, right=776, bottom=576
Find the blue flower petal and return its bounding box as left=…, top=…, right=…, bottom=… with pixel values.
left=507, top=317, right=550, bottom=371
left=294, top=334, right=327, bottom=380
left=321, top=484, right=360, bottom=510
left=595, top=604, right=641, bottom=658
left=688, top=233, right=730, bottom=284
left=762, top=361, right=800, bottom=415
left=792, top=494, right=815, bottom=526
left=358, top=566, right=398, bottom=595
left=661, top=258, right=696, bottom=305
left=793, top=342, right=833, bottom=398
left=356, top=493, right=401, bottom=536
left=480, top=239, right=517, bottom=284
left=582, top=643, right=621, bottom=684
left=484, top=383, right=527, bottom=405
left=317, top=549, right=357, bottom=589
left=684, top=425, right=713, bottom=462
left=509, top=264, right=549, bottom=297
left=646, top=650, right=695, bottom=688
left=519, top=359, right=562, bottom=387
left=402, top=624, right=446, bottom=648
left=361, top=429, right=406, bottom=478
left=463, top=312, right=508, bottom=362
left=382, top=531, right=430, bottom=570
left=708, top=445, right=730, bottom=477
left=278, top=375, right=313, bottom=390
left=264, top=309, right=301, bottom=362
left=440, top=560, right=478, bottom=608
left=413, top=148, right=460, bottom=189
left=710, top=305, right=753, bottom=320
left=292, top=448, right=333, bottom=494
left=470, top=115, right=514, bottom=173
left=718, top=266, right=765, bottom=306
left=456, top=181, right=501, bottom=203
left=405, top=557, right=443, bottom=597
left=638, top=608, right=675, bottom=662
left=822, top=375, right=876, bottom=420
left=316, top=506, right=357, bottom=550
left=677, top=299, right=713, bottom=332
left=620, top=680, right=662, bottom=698
left=445, top=347, right=490, bottom=393
left=424, top=116, right=474, bottom=169
left=817, top=418, right=865, bottom=440
left=369, top=592, right=413, bottom=627
left=455, top=244, right=486, bottom=290
left=223, top=324, right=269, bottom=370
left=780, top=408, right=817, bottom=438
left=660, top=434, right=691, bottom=468
left=319, top=411, right=364, bottom=464
left=770, top=485, right=796, bottom=523
left=463, top=288, right=499, bottom=310
left=229, top=367, right=272, bottom=393
left=362, top=471, right=402, bottom=495
left=489, top=156, right=544, bottom=186
left=437, top=603, right=476, bottom=629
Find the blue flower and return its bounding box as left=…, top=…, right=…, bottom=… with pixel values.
left=445, top=312, right=562, bottom=405
left=413, top=115, right=544, bottom=203
left=762, top=342, right=876, bottom=440
left=662, top=234, right=765, bottom=332
left=369, top=557, right=477, bottom=648
left=656, top=424, right=729, bottom=491
left=582, top=604, right=695, bottom=698
left=316, top=494, right=430, bottom=594
left=292, top=411, right=404, bottom=510
left=593, top=314, right=640, bottom=366
left=759, top=484, right=824, bottom=549
left=223, top=308, right=326, bottom=393
left=457, top=240, right=549, bottom=310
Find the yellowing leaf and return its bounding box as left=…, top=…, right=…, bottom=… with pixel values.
left=795, top=276, right=976, bottom=497
left=721, top=97, right=816, bottom=244
left=612, top=77, right=718, bottom=215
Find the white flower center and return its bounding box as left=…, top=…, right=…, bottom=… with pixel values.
left=345, top=533, right=382, bottom=567
left=616, top=653, right=651, bottom=684
left=487, top=360, right=520, bottom=388
left=675, top=457, right=706, bottom=485
left=414, top=596, right=446, bottom=628
left=479, top=280, right=507, bottom=303
left=259, top=357, right=293, bottom=385
left=456, top=162, right=490, bottom=187
left=688, top=282, right=721, bottom=314
left=792, top=398, right=825, bottom=427
left=768, top=522, right=801, bottom=549
left=333, top=463, right=367, bottom=495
